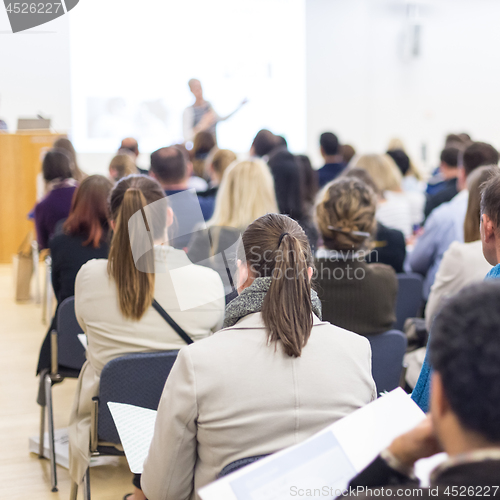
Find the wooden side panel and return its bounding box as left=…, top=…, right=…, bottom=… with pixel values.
left=0, top=132, right=59, bottom=263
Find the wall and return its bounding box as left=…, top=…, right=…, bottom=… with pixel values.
left=0, top=9, right=71, bottom=133
left=306, top=0, right=500, bottom=171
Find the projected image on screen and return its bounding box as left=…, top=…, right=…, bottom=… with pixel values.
left=69, top=0, right=306, bottom=153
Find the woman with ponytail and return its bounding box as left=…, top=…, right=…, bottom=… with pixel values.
left=68, top=175, right=225, bottom=489
left=141, top=213, right=376, bottom=500
left=315, top=177, right=398, bottom=336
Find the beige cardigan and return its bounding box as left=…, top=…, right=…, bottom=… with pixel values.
left=68, top=246, right=225, bottom=483
left=142, top=313, right=377, bottom=500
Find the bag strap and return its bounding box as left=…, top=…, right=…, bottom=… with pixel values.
left=152, top=299, right=194, bottom=345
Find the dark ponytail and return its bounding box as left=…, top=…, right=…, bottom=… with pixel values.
left=241, top=214, right=314, bottom=357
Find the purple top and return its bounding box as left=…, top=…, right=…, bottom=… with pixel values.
left=34, top=185, right=77, bottom=249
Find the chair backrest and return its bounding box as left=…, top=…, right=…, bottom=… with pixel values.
left=56, top=296, right=86, bottom=371
left=394, top=273, right=424, bottom=331
left=218, top=455, right=269, bottom=478
left=97, top=350, right=179, bottom=444
left=365, top=330, right=407, bottom=395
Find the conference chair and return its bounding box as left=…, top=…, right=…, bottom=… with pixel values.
left=39, top=296, right=86, bottom=492
left=365, top=330, right=407, bottom=395
left=394, top=272, right=424, bottom=331
left=71, top=350, right=179, bottom=500
left=218, top=455, right=269, bottom=478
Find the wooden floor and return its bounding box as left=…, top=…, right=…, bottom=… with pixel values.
left=0, top=264, right=133, bottom=500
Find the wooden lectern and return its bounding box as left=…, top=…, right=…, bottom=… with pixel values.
left=0, top=131, right=61, bottom=263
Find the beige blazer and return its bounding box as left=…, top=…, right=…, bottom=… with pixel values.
left=68, top=246, right=225, bottom=483
left=142, top=313, right=377, bottom=500
left=425, top=240, right=492, bottom=330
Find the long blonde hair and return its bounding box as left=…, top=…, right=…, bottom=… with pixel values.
left=107, top=175, right=166, bottom=320
left=387, top=138, right=423, bottom=181
left=208, top=159, right=278, bottom=230
left=352, top=154, right=403, bottom=193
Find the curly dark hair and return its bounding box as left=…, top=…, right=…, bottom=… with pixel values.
left=430, top=281, right=500, bottom=442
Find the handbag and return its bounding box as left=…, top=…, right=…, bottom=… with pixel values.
left=152, top=299, right=193, bottom=345
left=13, top=232, right=34, bottom=302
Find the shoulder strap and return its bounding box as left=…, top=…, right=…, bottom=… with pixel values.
left=152, top=299, right=194, bottom=345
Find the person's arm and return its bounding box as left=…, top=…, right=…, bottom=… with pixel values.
left=348, top=417, right=440, bottom=490
left=34, top=204, right=49, bottom=250
left=142, top=347, right=198, bottom=500
left=425, top=243, right=463, bottom=331
left=408, top=212, right=440, bottom=275
left=49, top=237, right=62, bottom=303
left=216, top=98, right=248, bottom=122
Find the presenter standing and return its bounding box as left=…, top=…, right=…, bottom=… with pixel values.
left=183, top=78, right=247, bottom=143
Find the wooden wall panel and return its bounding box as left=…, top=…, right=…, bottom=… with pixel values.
left=0, top=132, right=60, bottom=263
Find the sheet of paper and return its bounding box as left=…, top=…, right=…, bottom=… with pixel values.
left=107, top=402, right=157, bottom=474
left=199, top=388, right=426, bottom=500
left=77, top=334, right=87, bottom=349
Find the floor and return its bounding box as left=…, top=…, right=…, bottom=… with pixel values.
left=0, top=264, right=132, bottom=500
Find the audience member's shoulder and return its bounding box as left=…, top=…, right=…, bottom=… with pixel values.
left=77, top=258, right=108, bottom=278
left=317, top=321, right=372, bottom=349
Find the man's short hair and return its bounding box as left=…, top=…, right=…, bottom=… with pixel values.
left=480, top=170, right=500, bottom=228
left=463, top=142, right=499, bottom=177
left=251, top=129, right=277, bottom=157
left=150, top=146, right=187, bottom=185
left=386, top=149, right=410, bottom=176
left=440, top=147, right=460, bottom=168
left=430, top=281, right=500, bottom=442
left=320, top=132, right=340, bottom=156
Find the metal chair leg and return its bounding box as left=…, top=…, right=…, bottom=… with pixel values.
left=44, top=374, right=58, bottom=492
left=83, top=467, right=91, bottom=500
left=39, top=404, right=45, bottom=458
left=70, top=481, right=78, bottom=500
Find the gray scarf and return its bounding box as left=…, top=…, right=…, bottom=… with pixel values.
left=223, top=276, right=322, bottom=328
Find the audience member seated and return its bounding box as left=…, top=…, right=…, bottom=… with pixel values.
left=346, top=282, right=500, bottom=498
left=120, top=137, right=148, bottom=174
left=340, top=144, right=356, bottom=165
left=68, top=175, right=225, bottom=491
left=352, top=154, right=413, bottom=236
left=409, top=141, right=499, bottom=300
left=187, top=159, right=278, bottom=299
left=342, top=168, right=406, bottom=273
left=141, top=214, right=376, bottom=500
left=108, top=153, right=139, bottom=182
left=197, top=148, right=237, bottom=217
left=250, top=129, right=316, bottom=245
left=34, top=149, right=78, bottom=249
left=295, top=154, right=319, bottom=219
left=149, top=146, right=212, bottom=247
left=426, top=133, right=471, bottom=196
left=190, top=130, right=216, bottom=179
left=481, top=171, right=500, bottom=279
left=53, top=137, right=87, bottom=182
left=36, top=175, right=112, bottom=376
left=317, top=131, right=345, bottom=187
left=314, top=178, right=398, bottom=335
left=387, top=137, right=424, bottom=193
left=425, top=166, right=495, bottom=330
left=386, top=148, right=425, bottom=225
left=424, top=147, right=460, bottom=219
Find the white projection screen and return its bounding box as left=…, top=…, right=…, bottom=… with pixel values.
left=69, top=0, right=306, bottom=154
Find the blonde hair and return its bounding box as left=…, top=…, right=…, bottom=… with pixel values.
left=208, top=159, right=278, bottom=230
left=387, top=138, right=423, bottom=181
left=109, top=154, right=138, bottom=182
left=316, top=177, right=377, bottom=251
left=212, top=149, right=237, bottom=177
left=352, top=154, right=402, bottom=193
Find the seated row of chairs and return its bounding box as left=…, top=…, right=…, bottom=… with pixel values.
left=39, top=272, right=423, bottom=496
